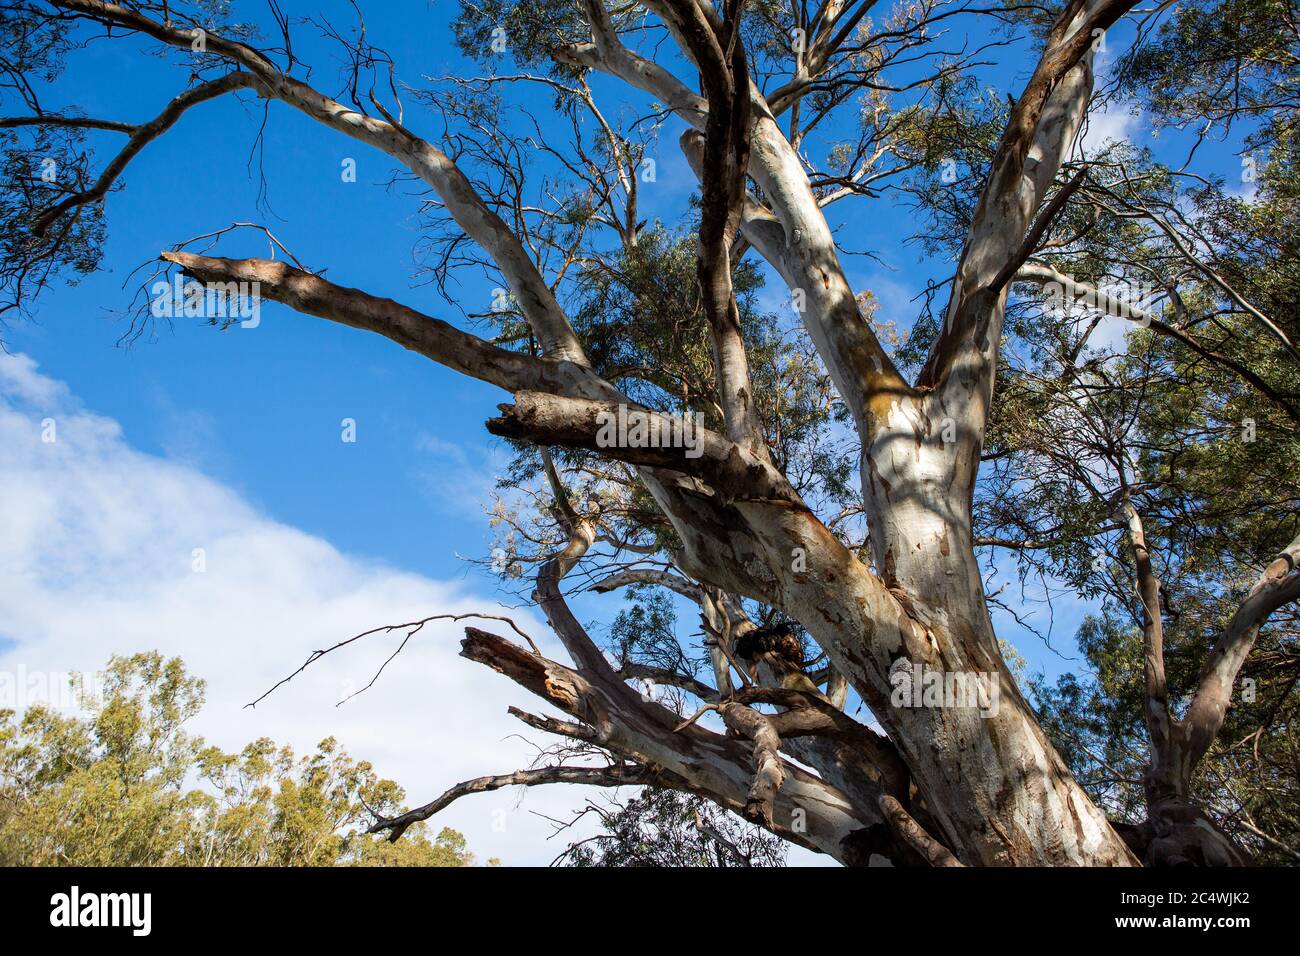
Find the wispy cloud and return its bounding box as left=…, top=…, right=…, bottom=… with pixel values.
left=1077, top=99, right=1143, bottom=156
left=410, top=429, right=514, bottom=518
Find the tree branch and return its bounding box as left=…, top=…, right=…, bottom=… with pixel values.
left=53, top=0, right=588, bottom=364
left=487, top=390, right=803, bottom=505
left=718, top=700, right=786, bottom=828
left=1014, top=261, right=1300, bottom=422
left=1182, top=531, right=1300, bottom=775
left=567, top=0, right=909, bottom=435
left=660, top=0, right=769, bottom=459
left=32, top=72, right=258, bottom=238
left=459, top=626, right=884, bottom=862
left=1120, top=496, right=1174, bottom=785
left=878, top=794, right=964, bottom=867
left=158, top=252, right=606, bottom=399
left=919, top=0, right=1137, bottom=401
left=368, top=763, right=656, bottom=842
left=0, top=114, right=136, bottom=133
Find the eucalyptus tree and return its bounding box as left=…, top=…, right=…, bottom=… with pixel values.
left=2, top=0, right=1296, bottom=866
left=0, top=653, right=477, bottom=866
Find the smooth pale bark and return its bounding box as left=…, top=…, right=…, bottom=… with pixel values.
left=1184, top=531, right=1300, bottom=768
left=159, top=253, right=607, bottom=398
left=647, top=0, right=1138, bottom=864
left=713, top=500, right=1135, bottom=865
left=479, top=481, right=893, bottom=863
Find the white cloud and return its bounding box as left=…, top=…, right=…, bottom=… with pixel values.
left=1077, top=99, right=1142, bottom=157
left=0, top=353, right=613, bottom=865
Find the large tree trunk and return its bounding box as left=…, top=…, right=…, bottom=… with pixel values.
left=662, top=0, right=1139, bottom=864
left=656, top=453, right=1137, bottom=865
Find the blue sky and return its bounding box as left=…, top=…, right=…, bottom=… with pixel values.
left=0, top=2, right=1254, bottom=862
left=8, top=7, right=513, bottom=579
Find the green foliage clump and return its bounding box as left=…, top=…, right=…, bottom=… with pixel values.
left=0, top=652, right=477, bottom=867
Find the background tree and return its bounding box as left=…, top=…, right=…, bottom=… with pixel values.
left=0, top=653, right=478, bottom=866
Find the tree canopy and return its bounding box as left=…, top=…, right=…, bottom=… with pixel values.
left=0, top=653, right=480, bottom=866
